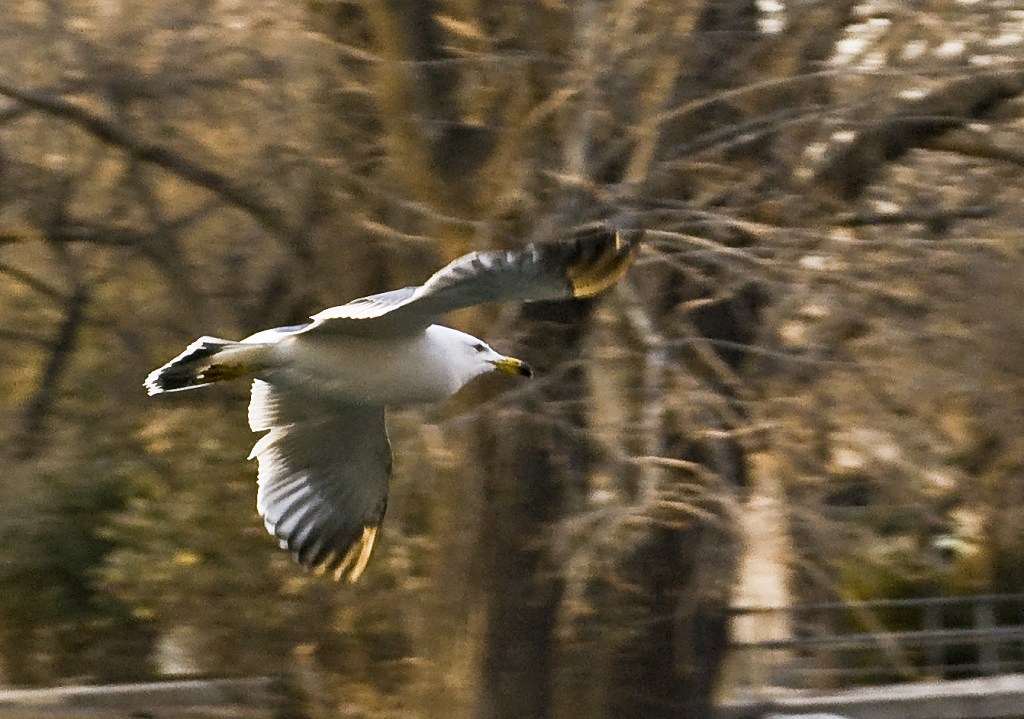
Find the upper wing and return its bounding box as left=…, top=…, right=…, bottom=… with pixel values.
left=302, top=223, right=636, bottom=336
left=248, top=379, right=391, bottom=582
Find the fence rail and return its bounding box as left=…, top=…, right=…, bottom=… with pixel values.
left=0, top=677, right=286, bottom=719
left=718, top=673, right=1024, bottom=719
left=726, top=593, right=1024, bottom=691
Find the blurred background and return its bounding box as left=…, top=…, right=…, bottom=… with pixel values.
left=1, top=1, right=1024, bottom=718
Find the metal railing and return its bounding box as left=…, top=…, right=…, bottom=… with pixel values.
left=726, top=593, right=1024, bottom=691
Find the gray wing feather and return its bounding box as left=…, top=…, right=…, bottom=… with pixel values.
left=308, top=287, right=417, bottom=324
left=248, top=379, right=390, bottom=581
left=300, top=224, right=634, bottom=336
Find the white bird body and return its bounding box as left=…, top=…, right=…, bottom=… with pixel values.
left=254, top=325, right=510, bottom=405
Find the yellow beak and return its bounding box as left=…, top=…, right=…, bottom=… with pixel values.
left=490, top=357, right=533, bottom=378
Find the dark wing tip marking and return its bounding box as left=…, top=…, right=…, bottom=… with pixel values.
left=267, top=506, right=382, bottom=583
left=271, top=512, right=379, bottom=582
left=144, top=337, right=235, bottom=394
left=565, top=227, right=637, bottom=298
left=323, top=525, right=379, bottom=582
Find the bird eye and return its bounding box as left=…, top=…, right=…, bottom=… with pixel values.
left=473, top=343, right=487, bottom=352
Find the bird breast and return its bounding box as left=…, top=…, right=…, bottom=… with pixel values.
left=266, top=325, right=465, bottom=406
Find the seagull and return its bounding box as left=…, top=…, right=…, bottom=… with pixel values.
left=145, top=225, right=635, bottom=581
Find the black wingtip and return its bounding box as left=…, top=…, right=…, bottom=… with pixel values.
left=144, top=337, right=233, bottom=395
left=564, top=223, right=638, bottom=298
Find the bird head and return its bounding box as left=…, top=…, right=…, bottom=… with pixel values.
left=437, top=327, right=533, bottom=395
left=458, top=331, right=531, bottom=377
left=468, top=338, right=531, bottom=378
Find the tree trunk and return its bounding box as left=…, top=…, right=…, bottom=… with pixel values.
left=474, top=300, right=594, bottom=719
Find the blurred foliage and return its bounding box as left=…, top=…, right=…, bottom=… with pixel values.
left=0, top=0, right=1023, bottom=717
left=0, top=464, right=154, bottom=683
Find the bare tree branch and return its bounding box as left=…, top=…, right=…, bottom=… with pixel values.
left=0, top=260, right=64, bottom=301
left=0, top=76, right=311, bottom=261
left=0, top=105, right=27, bottom=125
left=813, top=69, right=1024, bottom=200
left=0, top=328, right=49, bottom=347
left=836, top=205, right=992, bottom=229
left=16, top=281, right=89, bottom=460
left=924, top=128, right=1024, bottom=167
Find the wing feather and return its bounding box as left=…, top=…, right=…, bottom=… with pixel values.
left=248, top=379, right=391, bottom=582
left=308, top=287, right=418, bottom=325
left=299, top=223, right=636, bottom=336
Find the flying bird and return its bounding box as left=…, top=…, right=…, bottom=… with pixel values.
left=145, top=224, right=635, bottom=581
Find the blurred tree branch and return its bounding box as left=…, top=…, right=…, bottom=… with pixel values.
left=0, top=328, right=49, bottom=346
left=924, top=127, right=1024, bottom=168
left=836, top=204, right=992, bottom=229
left=16, top=280, right=89, bottom=460
left=0, top=259, right=64, bottom=301
left=0, top=76, right=311, bottom=262
left=813, top=69, right=1024, bottom=201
